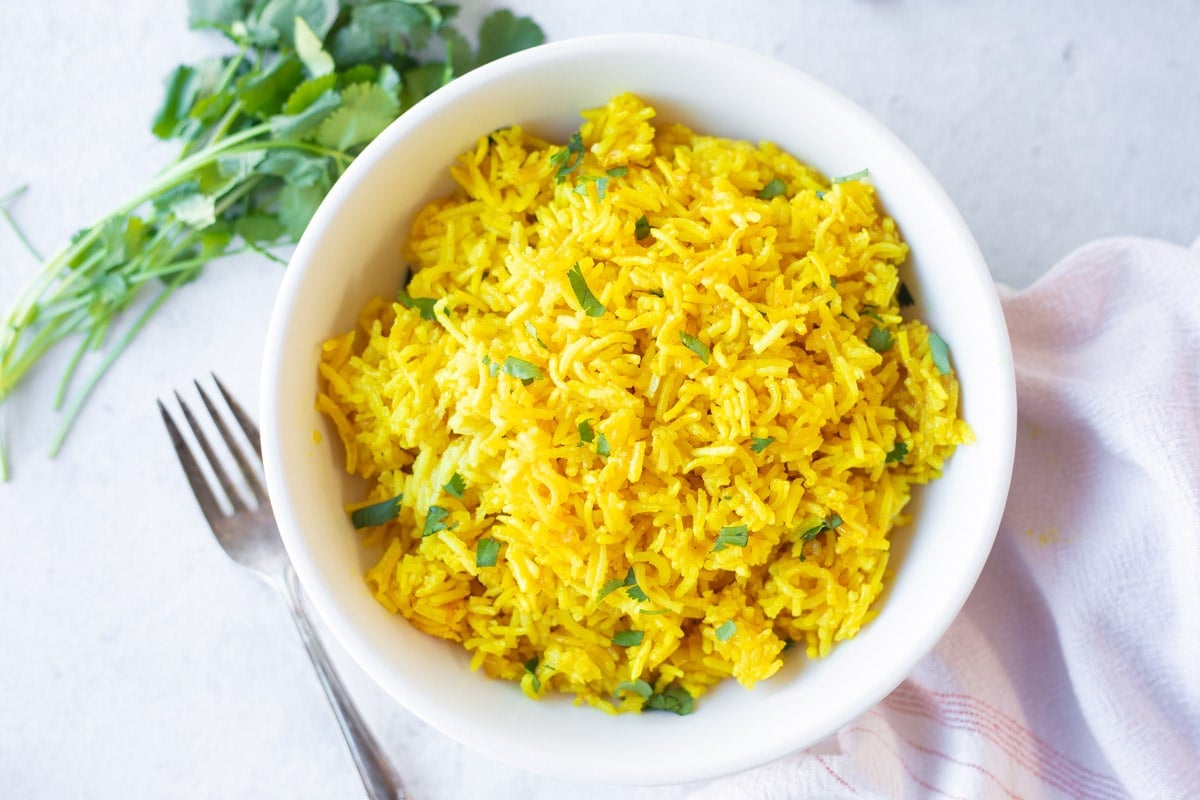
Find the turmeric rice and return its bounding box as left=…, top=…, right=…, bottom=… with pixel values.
left=317, top=93, right=972, bottom=714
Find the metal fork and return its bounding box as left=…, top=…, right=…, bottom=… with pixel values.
left=158, top=375, right=409, bottom=800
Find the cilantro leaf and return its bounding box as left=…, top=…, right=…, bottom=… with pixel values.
left=832, top=168, right=870, bottom=184
left=315, top=82, right=401, bottom=151
left=715, top=621, right=737, bottom=642
left=294, top=16, right=335, bottom=78
left=252, top=0, right=339, bottom=47
left=615, top=679, right=653, bottom=699
left=396, top=287, right=438, bottom=321
left=574, top=175, right=610, bottom=199
left=634, top=214, right=651, bottom=240
left=475, top=537, right=500, bottom=567
left=523, top=656, right=541, bottom=692
left=550, top=133, right=585, bottom=184
left=679, top=331, right=711, bottom=364
left=502, top=356, right=542, bottom=384
left=646, top=685, right=694, bottom=715
left=153, top=65, right=200, bottom=140
left=606, top=166, right=628, bottom=177
left=749, top=436, right=775, bottom=453
left=279, top=179, right=330, bottom=239
left=475, top=9, right=546, bottom=67
left=597, top=575, right=624, bottom=601
left=885, top=441, right=909, bottom=464
left=622, top=567, right=649, bottom=602
left=350, top=492, right=403, bottom=529
left=797, top=513, right=843, bottom=559
left=713, top=524, right=749, bottom=552
left=268, top=87, right=342, bottom=138
left=524, top=321, right=547, bottom=348
left=612, top=630, right=644, bottom=647
left=421, top=505, right=451, bottom=537
left=187, top=0, right=251, bottom=31
left=567, top=262, right=606, bottom=317
left=929, top=331, right=952, bottom=374
left=596, top=432, right=611, bottom=457
left=443, top=473, right=466, bottom=499
left=238, top=56, right=304, bottom=116
left=578, top=419, right=595, bottom=446
left=867, top=325, right=894, bottom=353
left=757, top=177, right=787, bottom=199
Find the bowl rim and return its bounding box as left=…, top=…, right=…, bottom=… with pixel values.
left=260, top=31, right=1017, bottom=785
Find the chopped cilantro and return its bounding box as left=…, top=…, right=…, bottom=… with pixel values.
left=396, top=287, right=438, bottom=321
left=524, top=321, right=547, bottom=348
left=597, top=575, right=624, bottom=601
left=615, top=679, right=653, bottom=699
left=578, top=419, right=595, bottom=445
left=482, top=355, right=500, bottom=377
left=797, top=513, right=843, bottom=559
left=502, top=356, right=542, bottom=384
left=634, top=215, right=652, bottom=240
left=523, top=656, right=541, bottom=692
left=596, top=432, right=611, bottom=457
left=443, top=473, right=467, bottom=499
left=749, top=436, right=775, bottom=453
left=867, top=325, right=894, bottom=353
left=897, top=281, right=915, bottom=307
left=860, top=306, right=885, bottom=323
left=885, top=441, right=909, bottom=464
left=713, top=524, right=749, bottom=552
left=350, top=492, right=402, bottom=529
left=715, top=621, right=737, bottom=642
left=475, top=537, right=500, bottom=567
left=606, top=166, right=628, bottom=177
left=679, top=331, right=711, bottom=364
left=929, top=331, right=952, bottom=374
left=597, top=567, right=648, bottom=602
left=624, top=567, right=649, bottom=602
left=612, top=629, right=644, bottom=647
left=574, top=175, right=609, bottom=199
left=832, top=168, right=870, bottom=184
left=567, top=262, right=607, bottom=317
left=421, top=505, right=451, bottom=537
left=757, top=177, right=787, bottom=199
left=550, top=132, right=584, bottom=183
left=645, top=685, right=694, bottom=715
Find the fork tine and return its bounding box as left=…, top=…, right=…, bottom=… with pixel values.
left=175, top=390, right=249, bottom=515
left=158, top=399, right=227, bottom=529
left=212, top=373, right=262, bottom=460
left=195, top=380, right=268, bottom=505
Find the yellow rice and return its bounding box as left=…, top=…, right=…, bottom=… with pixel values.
left=317, top=93, right=972, bottom=713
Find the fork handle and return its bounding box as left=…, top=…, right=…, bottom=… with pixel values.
left=283, top=566, right=410, bottom=800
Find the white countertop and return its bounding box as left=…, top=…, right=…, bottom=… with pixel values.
left=1, top=2, right=1196, bottom=798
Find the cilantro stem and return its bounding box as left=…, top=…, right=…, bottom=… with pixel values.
left=48, top=279, right=182, bottom=457
left=0, top=186, right=44, bottom=262
left=0, top=5, right=548, bottom=478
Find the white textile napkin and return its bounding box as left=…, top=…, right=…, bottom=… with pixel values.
left=689, top=236, right=1200, bottom=800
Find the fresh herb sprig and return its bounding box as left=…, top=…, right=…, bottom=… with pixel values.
left=0, top=0, right=544, bottom=479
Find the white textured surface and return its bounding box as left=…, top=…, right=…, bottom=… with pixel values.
left=0, top=2, right=1195, bottom=798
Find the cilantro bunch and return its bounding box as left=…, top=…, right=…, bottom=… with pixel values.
left=0, top=0, right=544, bottom=479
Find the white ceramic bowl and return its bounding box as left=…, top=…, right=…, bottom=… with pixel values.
left=261, top=33, right=1016, bottom=785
